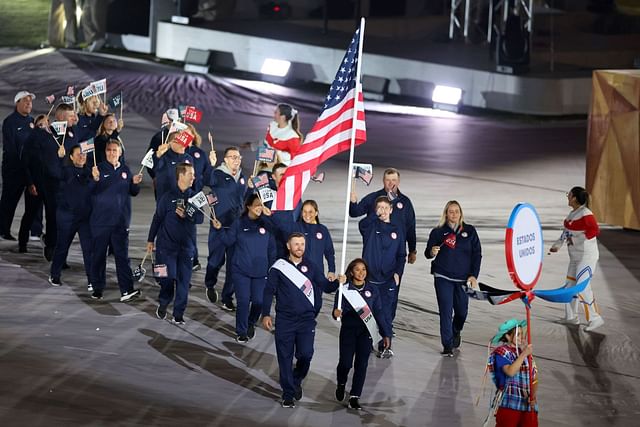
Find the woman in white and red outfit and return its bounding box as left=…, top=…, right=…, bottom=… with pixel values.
left=264, top=104, right=303, bottom=166
left=550, top=186, right=604, bottom=332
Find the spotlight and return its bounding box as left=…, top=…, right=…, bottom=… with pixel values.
left=432, top=85, right=462, bottom=105
left=260, top=58, right=291, bottom=77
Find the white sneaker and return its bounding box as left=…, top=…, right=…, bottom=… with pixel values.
left=560, top=317, right=580, bottom=325
left=29, top=235, right=40, bottom=242
left=584, top=316, right=604, bottom=332
left=120, top=289, right=141, bottom=302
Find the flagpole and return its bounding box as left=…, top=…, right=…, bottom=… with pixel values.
left=45, top=103, right=55, bottom=120
left=337, top=17, right=365, bottom=313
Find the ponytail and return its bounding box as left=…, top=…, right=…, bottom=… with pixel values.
left=277, top=103, right=303, bottom=142
left=570, top=186, right=590, bottom=208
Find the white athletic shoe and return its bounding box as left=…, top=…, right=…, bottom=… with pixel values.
left=584, top=316, right=604, bottom=332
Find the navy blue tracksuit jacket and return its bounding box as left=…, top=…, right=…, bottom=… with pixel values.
left=19, top=127, right=65, bottom=249
left=77, top=113, right=104, bottom=143
left=89, top=161, right=140, bottom=294
left=349, top=188, right=417, bottom=253
left=186, top=145, right=212, bottom=193
left=425, top=222, right=482, bottom=350
left=263, top=257, right=339, bottom=321
left=50, top=163, right=93, bottom=281
left=334, top=281, right=391, bottom=338
left=148, top=188, right=204, bottom=317
left=425, top=222, right=482, bottom=280
left=1, top=110, right=33, bottom=172
left=148, top=188, right=203, bottom=256
left=334, top=281, right=391, bottom=397
left=212, top=214, right=276, bottom=336
left=359, top=215, right=406, bottom=284
left=263, top=257, right=339, bottom=401
left=153, top=149, right=194, bottom=203
left=204, top=167, right=247, bottom=226
left=0, top=110, right=33, bottom=236
left=262, top=212, right=336, bottom=273
left=213, top=215, right=276, bottom=278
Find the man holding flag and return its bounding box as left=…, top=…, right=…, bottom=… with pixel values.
left=146, top=108, right=180, bottom=199
left=146, top=162, right=203, bottom=324
left=48, top=144, right=94, bottom=288
left=203, top=146, right=247, bottom=309
left=152, top=130, right=194, bottom=202
left=19, top=103, right=77, bottom=258
left=260, top=20, right=367, bottom=409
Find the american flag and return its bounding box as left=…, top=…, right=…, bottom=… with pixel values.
left=169, top=120, right=189, bottom=134
left=207, top=192, right=219, bottom=206
left=257, top=146, right=276, bottom=162
left=273, top=25, right=366, bottom=210
left=252, top=173, right=270, bottom=189
left=153, top=263, right=168, bottom=278
left=79, top=138, right=95, bottom=153
left=310, top=171, right=325, bottom=183
left=356, top=166, right=372, bottom=185
left=357, top=304, right=372, bottom=320
left=302, top=280, right=313, bottom=298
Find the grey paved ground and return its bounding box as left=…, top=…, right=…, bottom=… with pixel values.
left=1, top=49, right=639, bottom=426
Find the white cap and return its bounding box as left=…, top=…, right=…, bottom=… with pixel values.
left=14, top=91, right=36, bottom=104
